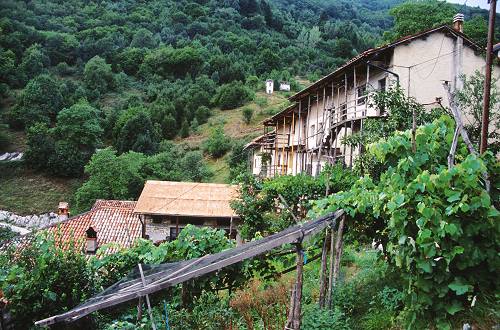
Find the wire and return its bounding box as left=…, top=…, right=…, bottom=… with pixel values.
left=416, top=34, right=446, bottom=80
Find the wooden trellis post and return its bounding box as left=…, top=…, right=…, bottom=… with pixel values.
left=285, top=243, right=304, bottom=330
left=318, top=228, right=330, bottom=308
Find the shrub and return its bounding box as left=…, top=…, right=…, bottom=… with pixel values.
left=212, top=81, right=253, bottom=110
left=301, top=305, right=350, bottom=330
left=312, top=116, right=500, bottom=327
left=0, top=124, right=11, bottom=151
left=242, top=107, right=253, bottom=124
left=0, top=232, right=95, bottom=329
left=203, top=126, right=231, bottom=158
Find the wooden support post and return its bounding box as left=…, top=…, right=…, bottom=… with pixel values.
left=326, top=224, right=336, bottom=309
left=305, top=96, right=312, bottom=173
left=137, top=296, right=143, bottom=322
left=332, top=216, right=345, bottom=287
left=275, top=122, right=279, bottom=176
left=297, top=101, right=302, bottom=174
left=318, top=228, right=329, bottom=308
left=138, top=264, right=157, bottom=330
left=291, top=110, right=295, bottom=175
left=285, top=243, right=304, bottom=330
left=282, top=116, right=286, bottom=174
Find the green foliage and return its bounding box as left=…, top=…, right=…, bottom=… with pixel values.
left=0, top=226, right=16, bottom=241
left=0, top=232, right=95, bottom=329
left=212, top=81, right=254, bottom=110
left=24, top=123, right=55, bottom=171
left=455, top=71, right=500, bottom=155
left=75, top=146, right=211, bottom=211
left=84, top=55, right=114, bottom=98
left=301, top=305, right=350, bottom=330
left=311, top=116, right=499, bottom=327
left=203, top=126, right=231, bottom=158
left=19, top=43, right=49, bottom=82
left=345, top=86, right=445, bottom=177
left=232, top=165, right=356, bottom=239
left=9, top=74, right=64, bottom=128
left=228, top=140, right=250, bottom=180
left=115, top=108, right=160, bottom=155
left=141, top=45, right=203, bottom=79
left=384, top=0, right=455, bottom=42
left=24, top=101, right=103, bottom=176
left=242, top=106, right=254, bottom=124
left=0, top=123, right=11, bottom=151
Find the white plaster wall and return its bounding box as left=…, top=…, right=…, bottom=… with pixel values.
left=391, top=31, right=500, bottom=110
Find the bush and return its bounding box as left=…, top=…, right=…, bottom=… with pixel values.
left=0, top=233, right=95, bottom=329
left=312, top=116, right=500, bottom=327
left=0, top=124, right=11, bottom=151
left=242, top=107, right=253, bottom=124
left=212, top=81, right=253, bottom=110
left=203, top=126, right=231, bottom=158
left=301, top=305, right=350, bottom=330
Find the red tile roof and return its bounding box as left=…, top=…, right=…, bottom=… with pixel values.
left=47, top=200, right=142, bottom=254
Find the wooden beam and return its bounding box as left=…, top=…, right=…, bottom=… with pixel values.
left=35, top=211, right=344, bottom=326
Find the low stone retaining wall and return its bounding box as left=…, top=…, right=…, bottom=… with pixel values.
left=0, top=210, right=63, bottom=229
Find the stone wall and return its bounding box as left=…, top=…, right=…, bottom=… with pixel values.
left=0, top=210, right=64, bottom=229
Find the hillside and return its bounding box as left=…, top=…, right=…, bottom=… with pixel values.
left=0, top=0, right=493, bottom=214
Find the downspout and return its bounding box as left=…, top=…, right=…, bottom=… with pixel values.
left=366, top=61, right=400, bottom=85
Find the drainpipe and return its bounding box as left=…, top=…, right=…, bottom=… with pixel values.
left=366, top=61, right=400, bottom=85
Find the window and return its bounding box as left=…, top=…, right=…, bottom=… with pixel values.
left=310, top=124, right=315, bottom=138
left=378, top=78, right=386, bottom=91
left=357, top=84, right=367, bottom=105
left=169, top=227, right=184, bottom=241
left=340, top=103, right=347, bottom=120
left=151, top=215, right=164, bottom=224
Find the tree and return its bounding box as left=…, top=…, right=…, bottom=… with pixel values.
left=463, top=15, right=489, bottom=47
left=212, top=81, right=253, bottom=110
left=75, top=149, right=146, bottom=211
left=455, top=71, right=500, bottom=154
left=130, top=28, right=158, bottom=49
left=311, top=117, right=499, bottom=327
left=19, top=44, right=49, bottom=82
left=384, top=0, right=455, bottom=42
left=116, top=47, right=148, bottom=76
left=115, top=107, right=159, bottom=154
left=83, top=55, right=114, bottom=98
left=10, top=74, right=64, bottom=128
left=49, top=101, right=103, bottom=176
left=203, top=126, right=231, bottom=158
left=0, top=233, right=95, bottom=329
left=24, top=123, right=54, bottom=171
left=180, top=119, right=190, bottom=138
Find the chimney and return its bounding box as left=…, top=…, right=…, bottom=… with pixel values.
left=453, top=13, right=464, bottom=33
left=58, top=201, right=69, bottom=220
left=86, top=227, right=98, bottom=254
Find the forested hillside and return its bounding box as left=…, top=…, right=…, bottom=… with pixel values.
left=0, top=0, right=492, bottom=213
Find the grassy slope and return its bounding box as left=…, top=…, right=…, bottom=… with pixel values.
left=0, top=162, right=82, bottom=215
left=178, top=91, right=291, bottom=183
left=0, top=90, right=291, bottom=213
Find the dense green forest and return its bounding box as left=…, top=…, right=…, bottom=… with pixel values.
left=0, top=0, right=493, bottom=213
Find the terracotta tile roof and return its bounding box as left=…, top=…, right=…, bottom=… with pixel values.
left=47, top=200, right=141, bottom=254
left=134, top=181, right=239, bottom=218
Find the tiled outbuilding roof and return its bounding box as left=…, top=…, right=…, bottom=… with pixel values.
left=47, top=200, right=142, bottom=254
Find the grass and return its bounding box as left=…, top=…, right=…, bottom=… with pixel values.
left=179, top=91, right=290, bottom=149
left=0, top=162, right=82, bottom=215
